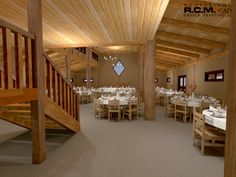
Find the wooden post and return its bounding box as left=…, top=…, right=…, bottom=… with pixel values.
left=27, top=0, right=46, bottom=164
left=139, top=47, right=145, bottom=100
left=143, top=40, right=156, bottom=120
left=86, top=49, right=91, bottom=88
left=65, top=48, right=72, bottom=83
left=224, top=1, right=236, bottom=176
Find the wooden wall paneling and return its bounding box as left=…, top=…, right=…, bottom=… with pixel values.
left=2, top=27, right=13, bottom=89
left=14, top=33, right=24, bottom=88
left=143, top=40, right=156, bottom=120
left=27, top=0, right=46, bottom=164
left=224, top=0, right=236, bottom=176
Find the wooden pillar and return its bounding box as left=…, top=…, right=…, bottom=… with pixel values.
left=65, top=48, right=72, bottom=83
left=139, top=47, right=145, bottom=100
left=224, top=1, right=236, bottom=176
left=86, top=49, right=91, bottom=88
left=143, top=40, right=156, bottom=120
left=27, top=0, right=46, bottom=164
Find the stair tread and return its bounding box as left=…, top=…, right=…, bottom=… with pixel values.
left=5, top=110, right=31, bottom=113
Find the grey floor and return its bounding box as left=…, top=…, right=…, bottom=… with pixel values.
left=0, top=104, right=224, bottom=177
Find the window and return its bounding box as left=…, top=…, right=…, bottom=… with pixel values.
left=178, top=75, right=187, bottom=92
left=83, top=78, right=94, bottom=83
left=92, top=52, right=99, bottom=61
left=113, top=60, right=125, bottom=76
left=75, top=47, right=86, bottom=54
left=205, top=70, right=224, bottom=82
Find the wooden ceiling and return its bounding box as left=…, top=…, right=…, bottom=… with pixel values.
left=0, top=0, right=231, bottom=74
left=0, top=0, right=168, bottom=47
left=155, top=0, right=230, bottom=71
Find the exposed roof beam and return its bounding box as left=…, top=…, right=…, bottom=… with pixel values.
left=156, top=46, right=199, bottom=58
left=156, top=61, right=179, bottom=67
left=161, top=17, right=230, bottom=36
left=157, top=58, right=185, bottom=65
left=156, top=39, right=210, bottom=54
left=156, top=65, right=169, bottom=71
left=45, top=41, right=145, bottom=48
left=156, top=52, right=192, bottom=62
left=157, top=30, right=226, bottom=48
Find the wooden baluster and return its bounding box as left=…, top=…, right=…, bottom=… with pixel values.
left=64, top=82, right=67, bottom=111
left=73, top=92, right=76, bottom=118
left=49, top=64, right=53, bottom=99
left=15, top=33, right=24, bottom=88
left=75, top=94, right=79, bottom=121
left=1, top=71, right=4, bottom=88
left=61, top=79, right=65, bottom=110
left=71, top=90, right=73, bottom=116
left=57, top=73, right=61, bottom=106
left=2, top=27, right=13, bottom=89
left=66, top=84, right=69, bottom=113
left=46, top=60, right=50, bottom=97
left=24, top=37, right=33, bottom=88
left=0, top=71, right=1, bottom=88
left=52, top=67, right=56, bottom=102
left=69, top=89, right=72, bottom=115
left=55, top=71, right=58, bottom=104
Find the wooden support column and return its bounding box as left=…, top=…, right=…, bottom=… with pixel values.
left=224, top=1, right=236, bottom=176
left=65, top=48, right=72, bottom=83
left=27, top=0, right=46, bottom=164
left=86, top=49, right=91, bottom=88
left=139, top=47, right=145, bottom=100
left=143, top=40, right=156, bottom=120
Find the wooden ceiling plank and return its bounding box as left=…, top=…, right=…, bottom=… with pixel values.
left=156, top=39, right=210, bottom=54
left=157, top=30, right=226, bottom=48
left=156, top=52, right=192, bottom=61
left=162, top=17, right=230, bottom=36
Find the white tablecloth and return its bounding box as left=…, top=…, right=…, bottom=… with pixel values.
left=203, top=110, right=226, bottom=130
left=99, top=96, right=130, bottom=106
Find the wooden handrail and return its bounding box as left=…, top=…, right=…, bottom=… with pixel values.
left=43, top=53, right=74, bottom=90
left=0, top=19, right=35, bottom=39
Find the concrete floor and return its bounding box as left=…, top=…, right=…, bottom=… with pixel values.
left=0, top=104, right=224, bottom=177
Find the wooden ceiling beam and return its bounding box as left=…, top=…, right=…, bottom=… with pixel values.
left=156, top=61, right=179, bottom=68
left=156, top=65, right=169, bottom=71
left=157, top=58, right=185, bottom=65
left=161, top=17, right=230, bottom=36
left=46, top=41, right=145, bottom=48
left=156, top=39, right=210, bottom=54
left=156, top=46, right=200, bottom=58
left=157, top=30, right=226, bottom=48
left=156, top=52, right=192, bottom=62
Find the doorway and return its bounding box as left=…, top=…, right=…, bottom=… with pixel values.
left=178, top=75, right=187, bottom=92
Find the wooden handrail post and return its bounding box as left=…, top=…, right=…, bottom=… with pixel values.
left=65, top=48, right=72, bottom=83
left=224, top=1, right=236, bottom=176
left=27, top=0, right=46, bottom=164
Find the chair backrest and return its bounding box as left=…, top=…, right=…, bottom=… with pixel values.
left=108, top=99, right=120, bottom=110
left=129, top=99, right=138, bottom=109
left=175, top=100, right=187, bottom=111
left=193, top=110, right=205, bottom=133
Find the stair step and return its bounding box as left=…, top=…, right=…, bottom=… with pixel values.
left=0, top=103, right=31, bottom=110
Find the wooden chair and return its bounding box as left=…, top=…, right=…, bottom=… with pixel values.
left=108, top=99, right=121, bottom=121
left=174, top=100, right=191, bottom=123
left=123, top=99, right=138, bottom=120
left=193, top=110, right=225, bottom=155
left=137, top=97, right=144, bottom=118
left=94, top=98, right=107, bottom=119
left=165, top=97, right=175, bottom=118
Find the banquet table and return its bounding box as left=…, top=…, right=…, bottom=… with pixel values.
left=202, top=109, right=226, bottom=130
left=98, top=96, right=130, bottom=106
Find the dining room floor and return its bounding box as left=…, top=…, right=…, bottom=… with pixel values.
left=0, top=103, right=224, bottom=177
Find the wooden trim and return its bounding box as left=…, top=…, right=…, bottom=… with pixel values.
left=0, top=19, right=35, bottom=39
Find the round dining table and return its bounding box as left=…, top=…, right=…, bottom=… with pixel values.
left=202, top=109, right=226, bottom=130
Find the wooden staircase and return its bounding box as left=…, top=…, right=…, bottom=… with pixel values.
left=0, top=100, right=79, bottom=132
